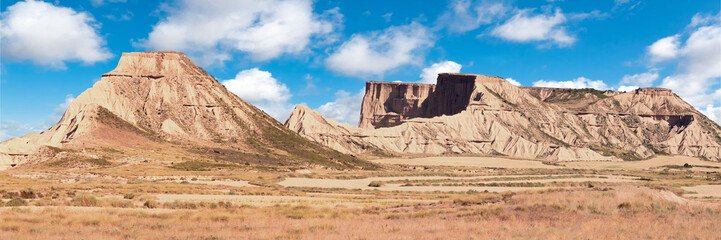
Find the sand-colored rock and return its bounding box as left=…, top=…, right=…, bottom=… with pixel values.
left=0, top=51, right=368, bottom=169
left=285, top=73, right=721, bottom=162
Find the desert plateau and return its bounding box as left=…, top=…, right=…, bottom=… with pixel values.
left=1, top=0, right=721, bottom=239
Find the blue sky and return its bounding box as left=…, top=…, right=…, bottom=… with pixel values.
left=1, top=0, right=720, bottom=141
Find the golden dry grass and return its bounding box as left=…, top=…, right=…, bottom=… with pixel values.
left=2, top=154, right=721, bottom=239
left=2, top=187, right=720, bottom=239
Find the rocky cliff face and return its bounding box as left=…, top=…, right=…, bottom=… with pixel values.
left=286, top=73, right=721, bottom=161
left=0, top=51, right=371, bottom=169
left=359, top=82, right=435, bottom=128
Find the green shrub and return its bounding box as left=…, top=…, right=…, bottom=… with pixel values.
left=6, top=197, right=27, bottom=207
left=20, top=189, right=37, bottom=199
left=33, top=197, right=57, bottom=206
left=368, top=181, right=384, bottom=187
left=123, top=193, right=136, bottom=199
left=110, top=199, right=133, bottom=208
left=144, top=200, right=158, bottom=208
left=71, top=194, right=99, bottom=207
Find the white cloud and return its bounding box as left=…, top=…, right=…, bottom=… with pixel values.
left=491, top=8, right=575, bottom=47
left=620, top=70, right=659, bottom=87
left=140, top=0, right=340, bottom=66
left=47, top=94, right=75, bottom=126
left=701, top=104, right=721, bottom=125
left=316, top=89, right=365, bottom=127
left=647, top=35, right=680, bottom=62
left=657, top=16, right=721, bottom=110
left=0, top=120, right=36, bottom=142
left=221, top=68, right=293, bottom=120
left=419, top=61, right=462, bottom=84
left=506, top=78, right=521, bottom=86
left=533, top=77, right=609, bottom=89
left=436, top=0, right=508, bottom=33
left=688, top=12, right=718, bottom=28
left=613, top=0, right=640, bottom=11
left=0, top=0, right=112, bottom=69
left=90, top=0, right=126, bottom=7
left=382, top=13, right=392, bottom=22
left=617, top=86, right=639, bottom=92
left=326, top=23, right=433, bottom=77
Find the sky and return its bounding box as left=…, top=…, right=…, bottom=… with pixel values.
left=1, top=0, right=720, bottom=141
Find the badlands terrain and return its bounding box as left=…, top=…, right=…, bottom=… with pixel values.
left=1, top=51, right=721, bottom=239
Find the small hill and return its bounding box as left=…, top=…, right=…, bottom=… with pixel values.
left=285, top=73, right=721, bottom=162
left=0, top=51, right=373, bottom=170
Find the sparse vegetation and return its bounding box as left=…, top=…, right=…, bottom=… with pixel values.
left=144, top=199, right=158, bottom=208
left=6, top=197, right=28, bottom=206
left=542, top=88, right=610, bottom=103
left=47, top=157, right=112, bottom=167
left=71, top=194, right=100, bottom=207
left=484, top=87, right=517, bottom=107
left=169, top=160, right=240, bottom=171
left=96, top=106, right=159, bottom=141
left=368, top=181, right=384, bottom=187
left=590, top=145, right=642, bottom=161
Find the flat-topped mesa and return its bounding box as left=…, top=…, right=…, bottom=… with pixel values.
left=103, top=51, right=208, bottom=78
left=359, top=73, right=513, bottom=128
left=633, top=88, right=673, bottom=96
left=359, top=81, right=436, bottom=128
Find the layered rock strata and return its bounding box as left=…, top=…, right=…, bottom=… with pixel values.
left=0, top=51, right=368, bottom=169
left=286, top=73, right=721, bottom=161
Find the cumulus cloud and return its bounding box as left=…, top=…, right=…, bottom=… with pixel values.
left=702, top=104, right=721, bottom=125
left=657, top=14, right=721, bottom=111
left=617, top=86, right=639, bottom=92
left=221, top=68, right=293, bottom=120
left=0, top=0, right=112, bottom=69
left=326, top=23, right=433, bottom=77
left=436, top=0, right=508, bottom=33
left=647, top=35, right=680, bottom=62
left=140, top=0, right=340, bottom=66
left=506, top=78, right=521, bottom=86
left=533, top=77, right=609, bottom=89
left=316, top=89, right=365, bottom=126
left=620, top=70, right=659, bottom=87
left=419, top=61, right=462, bottom=84
left=491, top=8, right=575, bottom=47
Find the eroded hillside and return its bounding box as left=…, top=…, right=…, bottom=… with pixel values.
left=0, top=51, right=373, bottom=170
left=286, top=73, right=721, bottom=161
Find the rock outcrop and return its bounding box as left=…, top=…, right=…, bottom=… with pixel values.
left=286, top=73, right=721, bottom=161
left=0, top=51, right=371, bottom=170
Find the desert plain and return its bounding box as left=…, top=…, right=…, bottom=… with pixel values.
left=2, top=152, right=721, bottom=239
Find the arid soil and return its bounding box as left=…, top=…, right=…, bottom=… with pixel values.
left=371, top=156, right=560, bottom=169
left=2, top=153, right=721, bottom=239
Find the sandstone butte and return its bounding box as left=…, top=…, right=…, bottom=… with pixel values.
left=285, top=73, right=721, bottom=162
left=0, top=51, right=373, bottom=170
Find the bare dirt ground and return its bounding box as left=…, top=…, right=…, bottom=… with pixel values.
left=562, top=155, right=721, bottom=170
left=2, top=154, right=721, bottom=238
left=278, top=175, right=640, bottom=192
left=682, top=185, right=721, bottom=198
left=371, top=156, right=560, bottom=168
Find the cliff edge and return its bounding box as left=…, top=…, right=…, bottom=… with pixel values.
left=286, top=73, right=721, bottom=161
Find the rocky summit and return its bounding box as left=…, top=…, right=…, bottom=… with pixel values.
left=0, top=51, right=372, bottom=170
left=285, top=73, right=721, bottom=161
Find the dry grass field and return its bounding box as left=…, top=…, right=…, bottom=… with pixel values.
left=2, top=154, right=721, bottom=239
